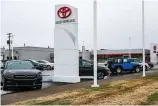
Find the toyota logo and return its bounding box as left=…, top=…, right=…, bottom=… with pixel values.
left=57, top=7, right=72, bottom=18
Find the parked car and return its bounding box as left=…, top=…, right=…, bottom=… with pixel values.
left=97, top=62, right=109, bottom=70
left=1, top=60, right=42, bottom=91
left=107, top=58, right=142, bottom=74
left=28, top=59, right=44, bottom=70
left=128, top=58, right=150, bottom=71
left=79, top=59, right=110, bottom=79
left=38, top=60, right=54, bottom=70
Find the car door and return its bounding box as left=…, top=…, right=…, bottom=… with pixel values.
left=82, top=60, right=93, bottom=76
left=79, top=60, right=85, bottom=76
left=79, top=60, right=93, bottom=76
left=122, top=58, right=133, bottom=70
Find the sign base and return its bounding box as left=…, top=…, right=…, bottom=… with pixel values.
left=91, top=84, right=99, bottom=87
left=52, top=76, right=80, bottom=83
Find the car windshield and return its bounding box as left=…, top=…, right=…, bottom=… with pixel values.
left=30, top=59, right=38, bottom=64
left=129, top=58, right=140, bottom=62
left=41, top=60, right=50, bottom=63
left=6, top=61, right=35, bottom=69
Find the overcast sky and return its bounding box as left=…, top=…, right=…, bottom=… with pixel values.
left=1, top=0, right=158, bottom=50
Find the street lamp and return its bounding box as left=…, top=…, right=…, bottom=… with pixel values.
left=142, top=0, right=146, bottom=77
left=129, top=37, right=131, bottom=58
left=91, top=0, right=99, bottom=87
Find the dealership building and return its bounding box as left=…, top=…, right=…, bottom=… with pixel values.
left=1, top=46, right=54, bottom=62
left=1, top=44, right=158, bottom=64
left=91, top=49, right=150, bottom=62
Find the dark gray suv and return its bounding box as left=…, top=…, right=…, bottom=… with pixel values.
left=79, top=59, right=110, bottom=79
left=1, top=60, right=42, bottom=91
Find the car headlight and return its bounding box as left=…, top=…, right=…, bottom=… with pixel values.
left=4, top=72, right=14, bottom=79
left=37, top=72, right=42, bottom=78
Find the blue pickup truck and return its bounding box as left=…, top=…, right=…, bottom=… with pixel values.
left=107, top=58, right=142, bottom=74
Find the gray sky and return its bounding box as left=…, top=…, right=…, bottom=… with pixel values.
left=1, top=0, right=158, bottom=50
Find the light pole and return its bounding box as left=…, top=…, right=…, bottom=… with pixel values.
left=91, top=0, right=99, bottom=87
left=82, top=41, right=85, bottom=59
left=129, top=37, right=131, bottom=58
left=142, top=0, right=146, bottom=77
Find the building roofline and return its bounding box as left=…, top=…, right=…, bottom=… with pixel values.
left=14, top=46, right=54, bottom=49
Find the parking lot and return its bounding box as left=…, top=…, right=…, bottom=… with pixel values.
left=1, top=68, right=158, bottom=105
left=1, top=67, right=158, bottom=96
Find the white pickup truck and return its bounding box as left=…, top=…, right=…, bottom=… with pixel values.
left=97, top=61, right=109, bottom=70
left=128, top=58, right=150, bottom=70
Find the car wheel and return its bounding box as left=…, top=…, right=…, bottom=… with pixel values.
left=36, top=85, right=42, bottom=90
left=135, top=66, right=140, bottom=73
left=116, top=67, right=122, bottom=74
left=47, top=65, right=51, bottom=70
left=97, top=71, right=105, bottom=79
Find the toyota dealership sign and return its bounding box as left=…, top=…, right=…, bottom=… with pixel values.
left=53, top=4, right=80, bottom=83
left=150, top=43, right=158, bottom=64
left=55, top=5, right=78, bottom=25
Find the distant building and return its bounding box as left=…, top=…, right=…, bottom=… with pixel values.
left=80, top=48, right=150, bottom=62
left=0, top=47, right=5, bottom=60
left=1, top=46, right=155, bottom=63
left=3, top=46, right=54, bottom=62
left=95, top=49, right=150, bottom=62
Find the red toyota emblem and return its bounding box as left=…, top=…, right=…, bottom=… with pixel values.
left=153, top=45, right=156, bottom=50
left=57, top=7, right=72, bottom=18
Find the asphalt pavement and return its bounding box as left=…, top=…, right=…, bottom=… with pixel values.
left=2, top=69, right=158, bottom=105
left=1, top=67, right=158, bottom=96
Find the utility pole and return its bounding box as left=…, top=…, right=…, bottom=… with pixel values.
left=6, top=33, right=12, bottom=60
left=11, top=35, right=15, bottom=60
